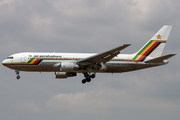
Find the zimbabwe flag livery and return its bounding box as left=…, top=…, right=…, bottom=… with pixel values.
left=133, top=40, right=166, bottom=62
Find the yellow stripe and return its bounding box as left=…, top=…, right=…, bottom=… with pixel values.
left=135, top=41, right=156, bottom=60
left=29, top=59, right=37, bottom=64
left=140, top=41, right=156, bottom=55
left=135, top=55, right=142, bottom=61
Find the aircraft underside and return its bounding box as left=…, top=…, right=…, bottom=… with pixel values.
left=6, top=62, right=163, bottom=72
left=7, top=61, right=164, bottom=74
left=5, top=62, right=165, bottom=84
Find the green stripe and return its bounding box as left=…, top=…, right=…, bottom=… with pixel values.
left=27, top=58, right=34, bottom=63
left=133, top=40, right=153, bottom=60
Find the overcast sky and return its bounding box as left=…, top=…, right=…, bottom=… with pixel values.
left=0, top=0, right=180, bottom=120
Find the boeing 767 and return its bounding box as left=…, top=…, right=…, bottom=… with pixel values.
left=2, top=25, right=176, bottom=84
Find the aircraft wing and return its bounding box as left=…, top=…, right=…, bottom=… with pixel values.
left=77, top=44, right=131, bottom=65
left=145, top=54, right=176, bottom=63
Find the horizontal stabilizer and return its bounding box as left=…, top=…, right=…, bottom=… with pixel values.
left=145, top=54, right=176, bottom=63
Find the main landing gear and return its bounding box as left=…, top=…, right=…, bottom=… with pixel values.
left=82, top=73, right=96, bottom=84
left=15, top=70, right=20, bottom=79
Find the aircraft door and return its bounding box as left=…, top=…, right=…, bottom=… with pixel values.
left=21, top=55, right=25, bottom=63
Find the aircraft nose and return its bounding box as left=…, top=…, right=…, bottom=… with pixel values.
left=2, top=59, right=7, bottom=66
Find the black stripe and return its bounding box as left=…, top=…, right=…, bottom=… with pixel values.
left=141, top=42, right=161, bottom=62
left=35, top=59, right=43, bottom=65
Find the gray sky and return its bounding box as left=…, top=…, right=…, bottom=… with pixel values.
left=0, top=0, right=180, bottom=120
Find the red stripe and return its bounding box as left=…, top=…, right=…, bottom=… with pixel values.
left=138, top=42, right=158, bottom=61
left=33, top=59, right=41, bottom=65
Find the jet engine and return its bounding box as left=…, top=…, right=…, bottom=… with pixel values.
left=60, top=62, right=79, bottom=71
left=55, top=72, right=77, bottom=79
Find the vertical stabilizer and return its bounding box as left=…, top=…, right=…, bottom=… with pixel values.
left=133, top=25, right=172, bottom=62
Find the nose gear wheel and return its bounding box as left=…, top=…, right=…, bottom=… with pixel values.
left=15, top=70, right=20, bottom=80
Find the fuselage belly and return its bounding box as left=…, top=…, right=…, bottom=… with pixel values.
left=5, top=60, right=164, bottom=73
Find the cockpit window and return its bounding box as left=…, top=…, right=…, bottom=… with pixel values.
left=7, top=56, right=13, bottom=59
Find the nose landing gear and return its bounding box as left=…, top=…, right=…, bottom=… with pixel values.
left=82, top=73, right=96, bottom=84
left=15, top=70, right=20, bottom=79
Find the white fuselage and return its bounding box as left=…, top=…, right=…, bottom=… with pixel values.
left=2, top=52, right=165, bottom=73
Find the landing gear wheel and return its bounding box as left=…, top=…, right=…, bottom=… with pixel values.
left=82, top=79, right=86, bottom=84
left=82, top=72, right=96, bottom=84
left=90, top=74, right=95, bottom=79
left=15, top=70, right=20, bottom=80
left=16, top=75, right=20, bottom=79
left=86, top=78, right=91, bottom=82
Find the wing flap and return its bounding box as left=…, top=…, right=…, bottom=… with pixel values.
left=77, top=44, right=131, bottom=65
left=145, top=54, right=176, bottom=63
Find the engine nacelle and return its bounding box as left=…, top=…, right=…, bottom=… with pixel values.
left=55, top=72, right=77, bottom=79
left=60, top=62, right=79, bottom=71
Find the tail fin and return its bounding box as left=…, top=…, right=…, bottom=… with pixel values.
left=133, top=25, right=172, bottom=62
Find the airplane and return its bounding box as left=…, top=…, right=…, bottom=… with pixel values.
left=2, top=25, right=176, bottom=84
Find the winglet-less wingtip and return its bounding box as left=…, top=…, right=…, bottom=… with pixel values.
left=123, top=44, right=131, bottom=46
